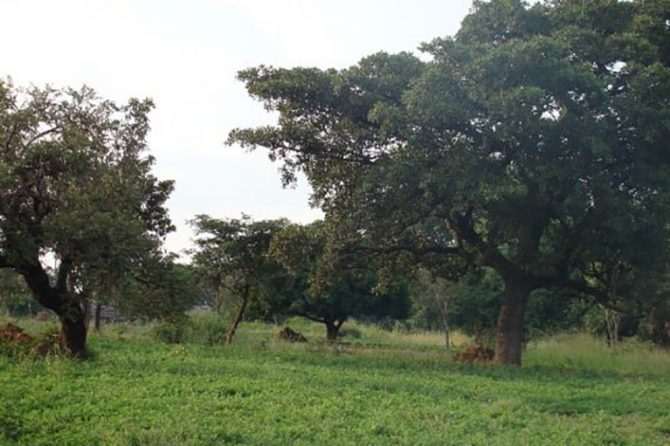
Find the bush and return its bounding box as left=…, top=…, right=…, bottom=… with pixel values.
left=0, top=270, right=37, bottom=317
left=4, top=294, right=39, bottom=317
left=641, top=303, right=670, bottom=347
left=339, top=327, right=362, bottom=340
left=151, top=320, right=186, bottom=344
left=151, top=314, right=227, bottom=346
left=185, top=313, right=227, bottom=346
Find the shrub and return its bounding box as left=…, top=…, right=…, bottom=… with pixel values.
left=151, top=320, right=186, bottom=344
left=4, top=294, right=39, bottom=317
left=151, top=314, right=227, bottom=346
left=339, top=327, right=362, bottom=340
left=185, top=313, right=227, bottom=346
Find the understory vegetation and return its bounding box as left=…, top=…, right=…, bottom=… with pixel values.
left=1, top=316, right=669, bottom=445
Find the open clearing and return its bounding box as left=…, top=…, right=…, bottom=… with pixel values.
left=1, top=321, right=669, bottom=445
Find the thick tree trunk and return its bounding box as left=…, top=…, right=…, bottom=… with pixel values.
left=494, top=283, right=530, bottom=366
left=225, top=293, right=249, bottom=345
left=325, top=320, right=344, bottom=341
left=59, top=300, right=88, bottom=359
left=20, top=262, right=88, bottom=358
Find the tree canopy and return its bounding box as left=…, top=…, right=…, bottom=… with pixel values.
left=230, top=0, right=670, bottom=364
left=271, top=221, right=410, bottom=340
left=190, top=215, right=291, bottom=344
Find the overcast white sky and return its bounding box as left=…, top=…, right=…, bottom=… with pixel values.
left=2, top=0, right=473, bottom=257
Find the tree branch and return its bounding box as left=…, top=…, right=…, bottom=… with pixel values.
left=544, top=276, right=627, bottom=313
left=355, top=242, right=461, bottom=258
left=294, top=312, right=326, bottom=324
left=25, top=126, right=59, bottom=148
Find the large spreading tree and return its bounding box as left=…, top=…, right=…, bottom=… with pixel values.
left=0, top=81, right=174, bottom=357
left=230, top=0, right=670, bottom=364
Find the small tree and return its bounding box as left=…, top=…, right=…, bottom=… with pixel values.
left=271, top=222, right=410, bottom=340
left=190, top=215, right=289, bottom=344
left=410, top=269, right=456, bottom=350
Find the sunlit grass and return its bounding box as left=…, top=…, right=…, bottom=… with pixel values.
left=5, top=313, right=670, bottom=377
left=2, top=314, right=670, bottom=445
left=525, top=332, right=670, bottom=376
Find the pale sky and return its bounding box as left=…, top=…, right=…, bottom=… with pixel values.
left=2, top=0, right=473, bottom=257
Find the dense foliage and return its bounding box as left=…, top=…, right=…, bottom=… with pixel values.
left=271, top=222, right=410, bottom=339
left=0, top=270, right=36, bottom=316
left=230, top=0, right=670, bottom=364
left=190, top=215, right=291, bottom=343
left=0, top=81, right=174, bottom=356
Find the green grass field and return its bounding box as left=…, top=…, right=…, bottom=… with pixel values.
left=1, top=317, right=669, bottom=445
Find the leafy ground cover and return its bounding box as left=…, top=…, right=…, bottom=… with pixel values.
left=1, top=318, right=669, bottom=445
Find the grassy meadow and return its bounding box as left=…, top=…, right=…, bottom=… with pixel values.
left=1, top=316, right=670, bottom=445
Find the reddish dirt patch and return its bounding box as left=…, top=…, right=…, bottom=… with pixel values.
left=0, top=323, right=64, bottom=357
left=0, top=323, right=33, bottom=345
left=453, top=344, right=495, bottom=363
left=277, top=326, right=308, bottom=343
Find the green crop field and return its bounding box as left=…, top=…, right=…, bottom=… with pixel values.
left=1, top=318, right=670, bottom=446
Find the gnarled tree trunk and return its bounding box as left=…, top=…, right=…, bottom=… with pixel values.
left=325, top=319, right=344, bottom=341
left=494, top=282, right=530, bottom=366
left=20, top=261, right=88, bottom=358
left=58, top=297, right=88, bottom=358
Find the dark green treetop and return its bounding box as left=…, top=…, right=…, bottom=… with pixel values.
left=270, top=221, right=410, bottom=340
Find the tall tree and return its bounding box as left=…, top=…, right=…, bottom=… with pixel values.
left=230, top=0, right=670, bottom=364
left=0, top=80, right=174, bottom=357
